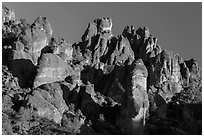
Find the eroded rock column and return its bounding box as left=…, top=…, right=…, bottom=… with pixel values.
left=116, top=59, right=149, bottom=134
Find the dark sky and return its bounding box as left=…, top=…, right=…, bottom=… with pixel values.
left=3, top=2, right=202, bottom=67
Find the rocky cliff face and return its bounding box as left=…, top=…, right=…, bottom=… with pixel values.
left=2, top=6, right=202, bottom=135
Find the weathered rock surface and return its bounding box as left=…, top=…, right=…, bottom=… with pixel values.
left=2, top=10, right=53, bottom=88
left=61, top=108, right=85, bottom=134
left=2, top=5, right=202, bottom=135
left=122, top=26, right=162, bottom=62
left=116, top=59, right=149, bottom=134
left=82, top=17, right=112, bottom=41
left=2, top=5, right=15, bottom=23
left=28, top=83, right=68, bottom=124
left=19, top=16, right=52, bottom=65
left=33, top=53, right=75, bottom=88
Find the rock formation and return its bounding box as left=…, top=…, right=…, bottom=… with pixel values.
left=2, top=5, right=202, bottom=135
left=33, top=53, right=75, bottom=88
left=116, top=59, right=149, bottom=134
left=2, top=5, right=15, bottom=23
left=28, top=83, right=68, bottom=124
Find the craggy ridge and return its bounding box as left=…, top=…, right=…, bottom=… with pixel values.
left=2, top=5, right=202, bottom=135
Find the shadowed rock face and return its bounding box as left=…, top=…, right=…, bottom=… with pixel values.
left=116, top=59, right=149, bottom=134
left=2, top=5, right=202, bottom=135
left=122, top=26, right=162, bottom=62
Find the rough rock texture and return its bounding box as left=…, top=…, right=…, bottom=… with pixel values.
left=122, top=26, right=162, bottom=62
left=42, top=38, right=73, bottom=62
left=116, top=59, right=149, bottom=134
left=17, top=16, right=52, bottom=65
left=33, top=53, right=75, bottom=88
left=2, top=7, right=53, bottom=88
left=82, top=17, right=112, bottom=41
left=2, top=5, right=202, bottom=135
left=28, top=83, right=68, bottom=124
left=2, top=5, right=15, bottom=23
left=61, top=106, right=85, bottom=134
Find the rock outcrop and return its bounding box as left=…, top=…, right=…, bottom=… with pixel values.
left=116, top=59, right=149, bottom=134
left=2, top=5, right=15, bottom=23
left=28, top=83, right=68, bottom=124
left=2, top=5, right=202, bottom=135
left=2, top=8, right=53, bottom=88
left=33, top=53, right=75, bottom=88
left=15, top=16, right=52, bottom=66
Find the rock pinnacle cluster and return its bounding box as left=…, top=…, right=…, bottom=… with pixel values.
left=2, top=5, right=202, bottom=135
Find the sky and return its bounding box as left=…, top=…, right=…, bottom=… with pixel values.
left=3, top=2, right=202, bottom=67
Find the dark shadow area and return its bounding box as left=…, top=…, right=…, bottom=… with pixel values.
left=11, top=59, right=36, bottom=88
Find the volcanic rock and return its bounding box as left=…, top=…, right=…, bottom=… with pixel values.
left=2, top=15, right=53, bottom=88
left=2, top=5, right=15, bottom=23
left=11, top=16, right=53, bottom=65
left=82, top=17, right=112, bottom=41
left=116, top=59, right=149, bottom=134
left=33, top=53, right=75, bottom=88
left=149, top=50, right=183, bottom=92
left=122, top=26, right=162, bottom=62
left=52, top=39, right=73, bottom=61
left=109, top=35, right=135, bottom=65
left=28, top=83, right=68, bottom=124
left=2, top=65, right=20, bottom=91
left=2, top=6, right=202, bottom=135
left=139, top=35, right=162, bottom=62
left=20, top=16, right=52, bottom=65
left=61, top=109, right=85, bottom=134
left=102, top=64, right=127, bottom=103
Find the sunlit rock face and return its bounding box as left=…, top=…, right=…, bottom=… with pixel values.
left=33, top=53, right=75, bottom=88
left=13, top=16, right=53, bottom=65
left=116, top=59, right=149, bottom=134
left=80, top=18, right=134, bottom=69
left=2, top=14, right=53, bottom=88
left=147, top=50, right=185, bottom=119
left=53, top=40, right=73, bottom=62
left=26, top=16, right=53, bottom=65
left=82, top=17, right=112, bottom=41
left=2, top=6, right=202, bottom=135
left=149, top=50, right=183, bottom=93
left=28, top=83, right=68, bottom=124
left=80, top=18, right=113, bottom=68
